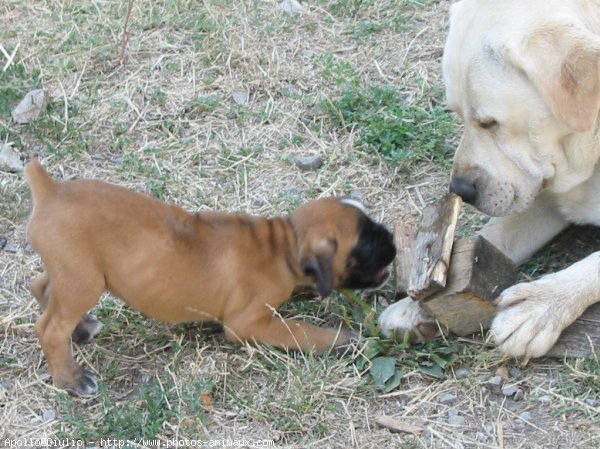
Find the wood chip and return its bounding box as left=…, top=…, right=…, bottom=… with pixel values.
left=374, top=415, right=424, bottom=435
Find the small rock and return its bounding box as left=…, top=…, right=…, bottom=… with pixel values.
left=0, top=236, right=6, bottom=251
left=279, top=0, right=302, bottom=13
left=294, top=154, right=324, bottom=171
left=438, top=393, right=458, bottom=405
left=509, top=367, right=523, bottom=379
left=484, top=423, right=495, bottom=434
left=0, top=379, right=12, bottom=389
left=503, top=422, right=514, bottom=430
left=454, top=367, right=470, bottom=379
left=41, top=409, right=56, bottom=422
left=488, top=375, right=503, bottom=386
left=0, top=143, right=24, bottom=172
left=476, top=432, right=487, bottom=442
left=519, top=411, right=533, bottom=422
left=3, top=242, right=18, bottom=254
left=447, top=409, right=459, bottom=417
left=513, top=388, right=524, bottom=401
left=584, top=398, right=597, bottom=407
left=447, top=414, right=465, bottom=426
left=91, top=154, right=107, bottom=161
left=302, top=49, right=314, bottom=59
left=12, top=89, right=49, bottom=124
left=286, top=187, right=303, bottom=197
left=538, top=395, right=553, bottom=405
left=232, top=91, right=249, bottom=105
left=502, top=383, right=519, bottom=397
left=348, top=189, right=362, bottom=201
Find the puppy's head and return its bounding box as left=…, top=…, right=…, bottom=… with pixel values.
left=290, top=197, right=396, bottom=298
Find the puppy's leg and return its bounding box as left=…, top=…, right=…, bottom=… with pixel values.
left=35, top=269, right=105, bottom=395
left=32, top=271, right=103, bottom=344
left=224, top=307, right=354, bottom=354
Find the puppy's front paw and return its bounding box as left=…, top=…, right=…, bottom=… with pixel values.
left=491, top=278, right=577, bottom=359
left=378, top=297, right=440, bottom=342
left=332, top=329, right=362, bottom=357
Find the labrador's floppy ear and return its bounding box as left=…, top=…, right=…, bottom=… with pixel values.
left=507, top=23, right=600, bottom=132
left=300, top=239, right=338, bottom=298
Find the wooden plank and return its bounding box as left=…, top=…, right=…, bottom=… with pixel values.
left=547, top=303, right=600, bottom=358
left=407, top=193, right=463, bottom=300
left=421, top=236, right=518, bottom=336
left=394, top=221, right=417, bottom=297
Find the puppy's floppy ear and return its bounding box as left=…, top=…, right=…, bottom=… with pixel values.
left=507, top=23, right=600, bottom=132
left=300, top=239, right=337, bottom=298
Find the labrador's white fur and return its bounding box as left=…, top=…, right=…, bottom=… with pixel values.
left=380, top=0, right=600, bottom=358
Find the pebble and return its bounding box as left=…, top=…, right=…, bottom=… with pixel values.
left=348, top=189, right=363, bottom=201
left=294, top=154, right=324, bottom=171
left=3, top=242, right=18, bottom=254
left=447, top=414, right=465, bottom=426
left=513, top=388, right=524, bottom=401
left=0, top=143, right=23, bottom=172
left=519, top=411, right=533, bottom=422
left=279, top=0, right=302, bottom=13
left=509, top=367, right=523, bottom=379
left=501, top=383, right=519, bottom=396
left=538, top=395, right=553, bottom=405
left=438, top=393, right=458, bottom=405
left=11, top=89, right=48, bottom=124
left=302, top=49, right=315, bottom=59
left=488, top=375, right=503, bottom=386
left=454, top=367, right=470, bottom=379
left=476, top=432, right=488, bottom=442
left=232, top=91, right=249, bottom=105
left=0, top=236, right=6, bottom=251
left=41, top=409, right=56, bottom=422
left=584, top=398, right=597, bottom=407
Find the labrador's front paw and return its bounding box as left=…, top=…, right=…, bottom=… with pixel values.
left=491, top=275, right=580, bottom=359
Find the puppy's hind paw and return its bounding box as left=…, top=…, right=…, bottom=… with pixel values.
left=72, top=313, right=103, bottom=344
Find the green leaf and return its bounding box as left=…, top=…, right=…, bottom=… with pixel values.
left=362, top=339, right=385, bottom=360
left=383, top=369, right=404, bottom=393
left=417, top=363, right=445, bottom=379
left=371, top=356, right=397, bottom=389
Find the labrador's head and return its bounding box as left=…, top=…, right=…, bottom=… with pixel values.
left=442, top=0, right=600, bottom=216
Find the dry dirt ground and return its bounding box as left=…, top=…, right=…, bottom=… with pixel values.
left=0, top=1, right=598, bottom=448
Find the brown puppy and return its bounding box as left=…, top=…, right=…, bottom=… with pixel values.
left=25, top=159, right=396, bottom=395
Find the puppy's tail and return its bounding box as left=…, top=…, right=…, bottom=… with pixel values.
left=25, top=158, right=57, bottom=205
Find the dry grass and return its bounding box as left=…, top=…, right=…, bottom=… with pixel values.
left=0, top=0, right=598, bottom=447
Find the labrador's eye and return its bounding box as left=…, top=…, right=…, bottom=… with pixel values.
left=478, top=118, right=498, bottom=129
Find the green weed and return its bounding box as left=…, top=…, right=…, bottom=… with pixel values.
left=321, top=85, right=455, bottom=165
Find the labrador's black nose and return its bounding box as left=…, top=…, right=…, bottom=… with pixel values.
left=449, top=176, right=478, bottom=204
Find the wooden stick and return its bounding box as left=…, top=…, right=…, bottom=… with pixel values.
left=394, top=221, right=417, bottom=297
left=407, top=193, right=463, bottom=300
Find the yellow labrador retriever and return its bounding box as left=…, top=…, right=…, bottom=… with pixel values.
left=380, top=0, right=600, bottom=359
